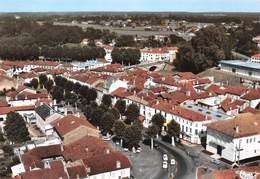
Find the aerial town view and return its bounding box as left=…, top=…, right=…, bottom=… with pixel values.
left=0, top=0, right=260, bottom=179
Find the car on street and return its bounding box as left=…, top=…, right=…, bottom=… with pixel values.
left=170, top=159, right=176, bottom=165
left=162, top=161, right=168, bottom=169
left=212, top=159, right=221, bottom=165
left=163, top=154, right=168, bottom=161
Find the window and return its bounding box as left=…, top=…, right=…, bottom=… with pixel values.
left=246, top=139, right=249, bottom=143
left=248, top=71, right=252, bottom=76
left=0, top=118, right=3, bottom=122
left=232, top=68, right=236, bottom=73
left=195, top=129, right=198, bottom=135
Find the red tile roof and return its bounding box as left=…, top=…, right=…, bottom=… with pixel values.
left=67, top=165, right=88, bottom=178
left=242, top=107, right=260, bottom=114
left=52, top=115, right=97, bottom=136
left=82, top=151, right=131, bottom=176
left=93, top=63, right=123, bottom=73
left=0, top=105, right=35, bottom=115
left=63, top=136, right=113, bottom=162
left=242, top=89, right=260, bottom=100
left=110, top=87, right=133, bottom=98
left=21, top=145, right=62, bottom=171
left=220, top=98, right=245, bottom=112
left=202, top=166, right=260, bottom=179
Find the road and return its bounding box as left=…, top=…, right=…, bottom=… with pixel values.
left=155, top=139, right=196, bottom=179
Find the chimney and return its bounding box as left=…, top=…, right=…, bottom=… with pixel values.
left=156, top=100, right=159, bottom=105
left=105, top=148, right=110, bottom=154
left=116, top=161, right=121, bottom=169
left=186, top=91, right=191, bottom=97
left=60, top=145, right=64, bottom=152
left=64, top=108, right=68, bottom=116
left=235, top=125, right=239, bottom=134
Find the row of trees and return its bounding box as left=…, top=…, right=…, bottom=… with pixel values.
left=0, top=18, right=112, bottom=61
left=111, top=48, right=141, bottom=66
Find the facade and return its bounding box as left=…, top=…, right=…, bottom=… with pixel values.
left=219, top=60, right=260, bottom=80
left=206, top=113, right=260, bottom=163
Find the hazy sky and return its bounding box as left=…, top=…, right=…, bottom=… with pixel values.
left=0, top=0, right=260, bottom=12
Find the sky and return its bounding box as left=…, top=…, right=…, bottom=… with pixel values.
left=0, top=0, right=260, bottom=12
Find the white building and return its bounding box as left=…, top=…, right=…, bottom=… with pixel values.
left=250, top=54, right=260, bottom=63
left=206, top=113, right=260, bottom=163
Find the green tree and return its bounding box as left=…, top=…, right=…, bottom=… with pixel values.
left=125, top=103, right=140, bottom=124
left=114, top=99, right=126, bottom=116
left=44, top=79, right=54, bottom=93
left=102, top=94, right=112, bottom=107
left=151, top=113, right=166, bottom=132
left=0, top=131, right=5, bottom=142
left=147, top=125, right=159, bottom=150
left=174, top=25, right=232, bottom=73
left=111, top=48, right=141, bottom=66
left=167, top=120, right=180, bottom=142
left=113, top=120, right=126, bottom=139
left=4, top=112, right=30, bottom=143
left=39, top=74, right=48, bottom=88
left=30, top=78, right=39, bottom=89
left=100, top=112, right=115, bottom=134
left=51, top=86, right=64, bottom=103
left=124, top=124, right=142, bottom=149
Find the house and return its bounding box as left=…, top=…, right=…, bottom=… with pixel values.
left=0, top=74, right=17, bottom=91
left=35, top=104, right=63, bottom=135
left=219, top=60, right=260, bottom=85
left=206, top=113, right=260, bottom=163
left=0, top=105, right=35, bottom=131
left=52, top=115, right=100, bottom=145
left=250, top=53, right=260, bottom=63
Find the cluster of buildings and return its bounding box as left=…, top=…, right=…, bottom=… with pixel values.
left=1, top=50, right=260, bottom=177
left=0, top=84, right=131, bottom=178
left=219, top=53, right=260, bottom=88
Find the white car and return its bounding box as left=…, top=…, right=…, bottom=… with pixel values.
left=163, top=154, right=168, bottom=161
left=170, top=159, right=176, bottom=165
left=162, top=161, right=168, bottom=169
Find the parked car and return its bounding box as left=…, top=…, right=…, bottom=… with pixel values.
left=162, top=161, right=168, bottom=169
left=163, top=154, right=168, bottom=161
left=170, top=159, right=176, bottom=165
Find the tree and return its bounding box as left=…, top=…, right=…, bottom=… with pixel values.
left=114, top=99, right=126, bottom=116
left=90, top=107, right=104, bottom=127
left=113, top=120, right=126, bottom=139
left=100, top=112, right=115, bottom=134
left=73, top=82, right=82, bottom=94
left=151, top=113, right=166, bottom=132
left=30, top=78, right=39, bottom=89
left=125, top=103, right=140, bottom=124
left=4, top=112, right=30, bottom=143
left=51, top=86, right=64, bottom=103
left=110, top=108, right=120, bottom=121
left=39, top=74, right=48, bottom=88
left=86, top=88, right=97, bottom=102
left=102, top=94, right=112, bottom=107
left=115, top=35, right=136, bottom=47
left=65, top=80, right=74, bottom=92
left=111, top=48, right=141, bottom=66
left=174, top=25, right=232, bottom=73
left=147, top=125, right=159, bottom=150
left=0, top=131, right=5, bottom=142
left=44, top=79, right=54, bottom=93
left=167, top=120, right=181, bottom=143
left=124, top=124, right=142, bottom=149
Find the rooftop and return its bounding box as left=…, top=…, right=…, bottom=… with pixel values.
left=220, top=60, right=260, bottom=71
left=183, top=103, right=231, bottom=121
